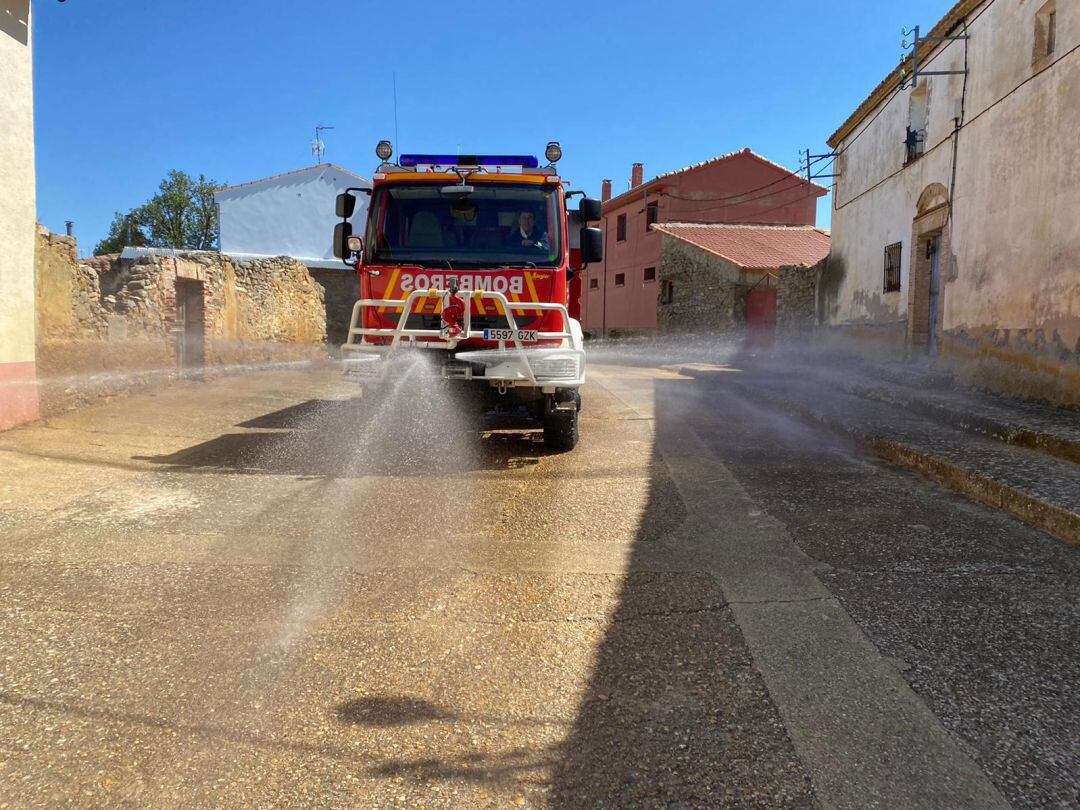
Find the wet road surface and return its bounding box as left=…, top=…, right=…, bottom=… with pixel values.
left=0, top=363, right=1075, bottom=807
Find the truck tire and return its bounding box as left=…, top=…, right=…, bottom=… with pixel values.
left=543, top=400, right=579, bottom=452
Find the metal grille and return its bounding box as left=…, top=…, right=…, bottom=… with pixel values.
left=884, top=242, right=902, bottom=293
left=904, top=127, right=925, bottom=164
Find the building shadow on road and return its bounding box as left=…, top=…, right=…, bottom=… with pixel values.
left=545, top=378, right=815, bottom=807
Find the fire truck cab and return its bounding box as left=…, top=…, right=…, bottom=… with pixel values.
left=333, top=141, right=602, bottom=451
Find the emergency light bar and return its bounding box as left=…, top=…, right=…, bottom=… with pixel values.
left=399, top=154, right=540, bottom=169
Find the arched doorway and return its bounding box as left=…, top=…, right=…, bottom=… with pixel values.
left=908, top=183, right=950, bottom=355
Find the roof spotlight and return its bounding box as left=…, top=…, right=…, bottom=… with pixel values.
left=376, top=140, right=393, bottom=161
left=545, top=141, right=562, bottom=164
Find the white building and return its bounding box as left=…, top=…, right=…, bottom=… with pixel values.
left=0, top=0, right=38, bottom=429
left=825, top=0, right=1079, bottom=405
left=215, top=164, right=370, bottom=269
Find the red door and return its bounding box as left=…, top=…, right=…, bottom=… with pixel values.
left=745, top=282, right=777, bottom=349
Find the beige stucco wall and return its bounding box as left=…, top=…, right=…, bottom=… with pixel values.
left=0, top=0, right=36, bottom=366
left=827, top=0, right=1079, bottom=402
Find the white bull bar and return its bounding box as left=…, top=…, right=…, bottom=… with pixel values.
left=341, top=288, right=585, bottom=388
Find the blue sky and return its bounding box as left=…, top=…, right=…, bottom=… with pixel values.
left=33, top=0, right=955, bottom=252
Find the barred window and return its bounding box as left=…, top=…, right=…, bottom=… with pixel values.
left=614, top=273, right=625, bottom=287
left=616, top=214, right=627, bottom=242
left=644, top=267, right=656, bottom=282
left=589, top=277, right=599, bottom=290
left=884, top=242, right=902, bottom=293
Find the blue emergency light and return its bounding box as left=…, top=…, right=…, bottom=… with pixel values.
left=399, top=154, right=540, bottom=169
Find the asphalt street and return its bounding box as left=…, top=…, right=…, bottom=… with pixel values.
left=0, top=362, right=1076, bottom=807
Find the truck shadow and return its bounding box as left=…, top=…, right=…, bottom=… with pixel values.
left=134, top=397, right=557, bottom=477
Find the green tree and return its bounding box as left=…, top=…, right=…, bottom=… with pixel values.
left=139, top=170, right=222, bottom=251
left=93, top=211, right=149, bottom=255
left=92, top=170, right=223, bottom=255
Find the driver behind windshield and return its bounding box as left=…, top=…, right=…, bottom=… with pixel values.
left=506, top=210, right=548, bottom=251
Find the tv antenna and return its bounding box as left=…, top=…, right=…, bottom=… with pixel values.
left=312, top=125, right=334, bottom=164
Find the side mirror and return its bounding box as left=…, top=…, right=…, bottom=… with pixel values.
left=581, top=227, right=603, bottom=266
left=336, top=192, right=356, bottom=219
left=579, top=197, right=602, bottom=223
left=333, top=221, right=353, bottom=260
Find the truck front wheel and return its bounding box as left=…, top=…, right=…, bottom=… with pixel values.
left=543, top=390, right=580, bottom=452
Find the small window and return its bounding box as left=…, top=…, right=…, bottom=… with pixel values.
left=643, top=266, right=656, bottom=282
left=660, top=279, right=674, bottom=304
left=616, top=214, right=627, bottom=242
left=1034, top=2, right=1057, bottom=62
left=589, top=277, right=599, bottom=290
left=645, top=201, right=659, bottom=230
left=884, top=242, right=902, bottom=293
left=905, top=85, right=928, bottom=165
left=614, top=273, right=626, bottom=287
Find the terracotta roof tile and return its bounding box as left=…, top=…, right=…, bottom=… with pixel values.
left=653, top=223, right=830, bottom=270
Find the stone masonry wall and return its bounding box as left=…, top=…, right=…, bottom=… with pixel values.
left=656, top=237, right=821, bottom=338
left=656, top=237, right=748, bottom=334
left=309, top=267, right=361, bottom=347
left=776, top=260, right=823, bottom=338
left=33, top=226, right=328, bottom=415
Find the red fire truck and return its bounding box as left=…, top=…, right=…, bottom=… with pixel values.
left=333, top=141, right=602, bottom=451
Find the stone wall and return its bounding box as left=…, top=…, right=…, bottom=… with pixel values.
left=776, top=260, right=823, bottom=337
left=656, top=237, right=821, bottom=338
left=309, top=267, right=360, bottom=347
left=33, top=226, right=328, bottom=414
left=656, top=237, right=748, bottom=334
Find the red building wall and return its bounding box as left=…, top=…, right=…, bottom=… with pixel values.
left=579, top=149, right=824, bottom=332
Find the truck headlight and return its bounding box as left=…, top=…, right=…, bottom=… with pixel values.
left=531, top=355, right=579, bottom=380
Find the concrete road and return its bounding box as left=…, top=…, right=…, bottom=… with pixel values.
left=0, top=362, right=1075, bottom=807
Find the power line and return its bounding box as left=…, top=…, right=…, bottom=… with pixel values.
left=833, top=0, right=1000, bottom=158
left=834, top=37, right=1079, bottom=213
left=660, top=165, right=833, bottom=217
left=659, top=153, right=833, bottom=206
left=702, top=157, right=836, bottom=224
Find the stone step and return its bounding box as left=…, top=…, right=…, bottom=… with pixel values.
left=800, top=364, right=1080, bottom=464
left=680, top=366, right=1080, bottom=546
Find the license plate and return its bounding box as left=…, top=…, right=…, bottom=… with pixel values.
left=483, top=328, right=538, bottom=342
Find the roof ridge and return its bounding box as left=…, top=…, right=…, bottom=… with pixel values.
left=659, top=222, right=820, bottom=230
left=603, top=148, right=826, bottom=209
left=217, top=163, right=370, bottom=193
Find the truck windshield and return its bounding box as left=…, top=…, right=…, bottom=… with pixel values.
left=365, top=182, right=562, bottom=268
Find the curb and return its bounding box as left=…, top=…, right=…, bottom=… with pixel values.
left=676, top=366, right=1080, bottom=546
left=864, top=437, right=1080, bottom=546
left=843, top=381, right=1080, bottom=464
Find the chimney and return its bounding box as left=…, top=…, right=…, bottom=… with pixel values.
left=631, top=163, right=643, bottom=189
left=64, top=221, right=74, bottom=237
left=601, top=179, right=612, bottom=202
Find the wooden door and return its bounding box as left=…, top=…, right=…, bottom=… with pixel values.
left=175, top=280, right=205, bottom=373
